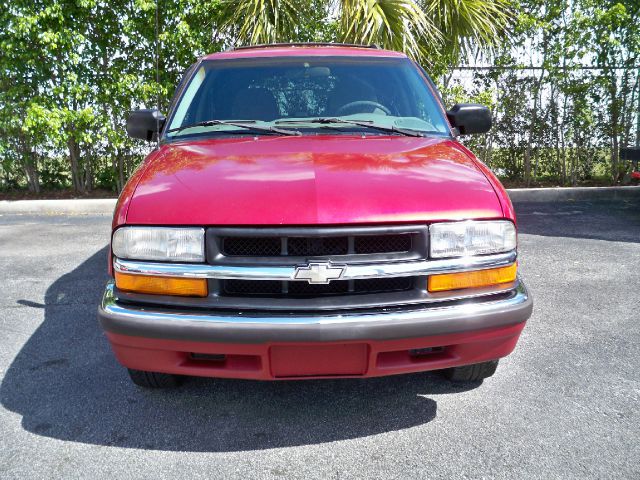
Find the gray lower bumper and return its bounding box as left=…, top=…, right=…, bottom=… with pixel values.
left=98, top=282, right=533, bottom=344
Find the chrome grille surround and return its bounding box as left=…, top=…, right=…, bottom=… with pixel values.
left=113, top=250, right=517, bottom=281
left=112, top=225, right=518, bottom=311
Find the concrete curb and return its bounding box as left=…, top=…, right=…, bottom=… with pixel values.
left=0, top=199, right=117, bottom=215
left=506, top=186, right=640, bottom=203
left=0, top=186, right=638, bottom=214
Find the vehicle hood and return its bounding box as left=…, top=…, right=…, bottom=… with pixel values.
left=125, top=135, right=503, bottom=225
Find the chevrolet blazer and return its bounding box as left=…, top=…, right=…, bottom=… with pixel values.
left=98, top=43, right=533, bottom=388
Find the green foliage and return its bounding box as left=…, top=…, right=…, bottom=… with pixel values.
left=339, top=0, right=440, bottom=62
left=0, top=0, right=638, bottom=193
left=218, top=0, right=513, bottom=64
left=441, top=0, right=640, bottom=185
left=219, top=0, right=306, bottom=44
left=423, top=0, right=514, bottom=74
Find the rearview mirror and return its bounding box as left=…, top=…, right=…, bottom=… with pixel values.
left=446, top=104, right=492, bottom=135
left=126, top=109, right=166, bottom=141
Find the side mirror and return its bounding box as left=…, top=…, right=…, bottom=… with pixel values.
left=446, top=104, right=492, bottom=135
left=126, top=109, right=166, bottom=141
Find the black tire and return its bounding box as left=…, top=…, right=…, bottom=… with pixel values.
left=442, top=360, right=499, bottom=382
left=127, top=368, right=182, bottom=388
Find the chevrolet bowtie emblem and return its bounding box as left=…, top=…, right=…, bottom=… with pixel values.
left=293, top=262, right=346, bottom=284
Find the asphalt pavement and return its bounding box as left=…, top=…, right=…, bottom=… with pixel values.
left=0, top=198, right=639, bottom=479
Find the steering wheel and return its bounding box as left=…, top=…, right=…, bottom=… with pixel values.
left=336, top=100, right=392, bottom=116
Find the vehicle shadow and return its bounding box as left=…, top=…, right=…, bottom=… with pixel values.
left=0, top=247, right=480, bottom=452
left=513, top=198, right=640, bottom=243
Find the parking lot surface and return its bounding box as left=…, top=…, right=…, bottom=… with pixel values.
left=1, top=198, right=639, bottom=479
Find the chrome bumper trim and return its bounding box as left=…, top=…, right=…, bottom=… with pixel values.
left=113, top=251, right=517, bottom=282
left=98, top=281, right=532, bottom=343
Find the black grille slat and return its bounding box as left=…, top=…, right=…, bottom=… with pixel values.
left=353, top=277, right=413, bottom=293
left=288, top=236, right=348, bottom=256
left=288, top=281, right=350, bottom=296
left=354, top=234, right=412, bottom=254
left=221, top=278, right=413, bottom=298
left=224, top=279, right=283, bottom=295
left=223, top=237, right=281, bottom=256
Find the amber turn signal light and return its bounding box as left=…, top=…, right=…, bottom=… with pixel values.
left=115, top=272, right=208, bottom=297
left=428, top=263, right=517, bottom=292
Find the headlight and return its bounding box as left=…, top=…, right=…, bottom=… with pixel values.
left=112, top=227, right=205, bottom=262
left=429, top=220, right=516, bottom=258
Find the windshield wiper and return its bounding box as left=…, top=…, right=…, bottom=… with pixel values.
left=276, top=117, right=425, bottom=137
left=167, top=119, right=301, bottom=136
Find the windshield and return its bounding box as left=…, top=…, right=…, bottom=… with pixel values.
left=165, top=56, right=451, bottom=139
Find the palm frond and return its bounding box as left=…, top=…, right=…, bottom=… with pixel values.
left=422, top=0, right=515, bottom=57
left=338, top=0, right=442, bottom=62
left=218, top=0, right=301, bottom=45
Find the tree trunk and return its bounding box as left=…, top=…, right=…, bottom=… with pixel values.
left=636, top=68, right=640, bottom=147
left=24, top=160, right=40, bottom=193
left=117, top=150, right=125, bottom=193
left=67, top=136, right=83, bottom=193
left=17, top=133, right=40, bottom=193
left=84, top=153, right=93, bottom=192
left=524, top=34, right=548, bottom=186
left=559, top=126, right=567, bottom=186
left=611, top=133, right=619, bottom=183
left=620, top=69, right=634, bottom=148
left=560, top=90, right=570, bottom=186
left=609, top=71, right=621, bottom=183
left=571, top=145, right=577, bottom=186
left=524, top=71, right=544, bottom=187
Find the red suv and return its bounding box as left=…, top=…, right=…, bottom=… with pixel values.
left=99, top=43, right=532, bottom=388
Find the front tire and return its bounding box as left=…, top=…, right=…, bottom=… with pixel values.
left=127, top=368, right=182, bottom=388
left=442, top=360, right=499, bottom=382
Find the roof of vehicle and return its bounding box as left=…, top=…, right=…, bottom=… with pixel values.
left=202, top=43, right=407, bottom=61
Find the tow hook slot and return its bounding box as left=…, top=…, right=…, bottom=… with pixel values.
left=189, top=353, right=226, bottom=362
left=409, top=346, right=445, bottom=357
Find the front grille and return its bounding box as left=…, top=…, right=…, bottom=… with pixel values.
left=222, top=277, right=414, bottom=298
left=207, top=226, right=429, bottom=308
left=220, top=233, right=412, bottom=257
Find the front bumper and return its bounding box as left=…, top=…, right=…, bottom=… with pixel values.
left=98, top=282, right=532, bottom=379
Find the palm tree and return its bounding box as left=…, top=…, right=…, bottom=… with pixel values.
left=339, top=0, right=440, bottom=61
left=218, top=0, right=301, bottom=46
left=424, top=0, right=513, bottom=58
left=218, top=0, right=514, bottom=64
